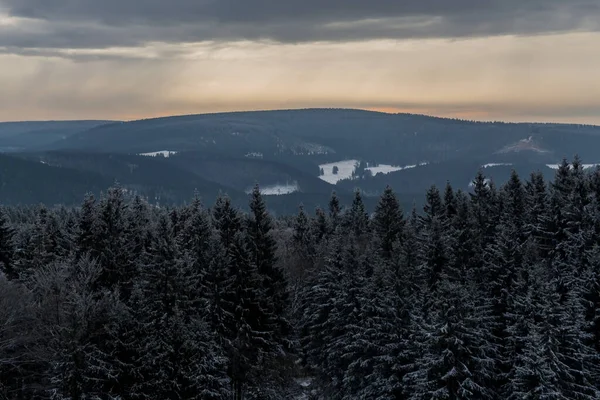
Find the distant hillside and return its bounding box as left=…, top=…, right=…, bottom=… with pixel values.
left=0, top=151, right=367, bottom=214
left=165, top=151, right=338, bottom=195
left=335, top=160, right=561, bottom=195
left=15, top=151, right=246, bottom=207
left=0, top=153, right=112, bottom=205
left=2, top=109, right=600, bottom=213
left=46, top=109, right=600, bottom=165
left=0, top=120, right=115, bottom=151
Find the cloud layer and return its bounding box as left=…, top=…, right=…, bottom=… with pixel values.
left=1, top=1, right=599, bottom=124
left=2, top=33, right=599, bottom=124
left=1, top=0, right=600, bottom=53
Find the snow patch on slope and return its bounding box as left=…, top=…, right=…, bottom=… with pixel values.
left=318, top=160, right=427, bottom=184
left=247, top=182, right=299, bottom=196
left=497, top=136, right=550, bottom=154
left=546, top=163, right=600, bottom=170
left=368, top=165, right=405, bottom=175
left=318, top=160, right=358, bottom=184
left=139, top=150, right=178, bottom=158
left=482, top=163, right=512, bottom=168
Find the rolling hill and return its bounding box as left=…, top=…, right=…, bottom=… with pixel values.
left=45, top=109, right=600, bottom=166
left=1, top=109, right=600, bottom=213
left=0, top=120, right=115, bottom=152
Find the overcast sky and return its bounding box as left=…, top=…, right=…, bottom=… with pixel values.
left=1, top=0, right=599, bottom=123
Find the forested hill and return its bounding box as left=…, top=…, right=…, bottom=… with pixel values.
left=45, top=108, right=600, bottom=165
left=0, top=120, right=115, bottom=151
left=3, top=109, right=600, bottom=215
left=0, top=158, right=599, bottom=398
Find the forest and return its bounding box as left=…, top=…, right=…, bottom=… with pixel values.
left=0, top=157, right=599, bottom=399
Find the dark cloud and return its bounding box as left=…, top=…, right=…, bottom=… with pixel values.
left=1, top=0, right=599, bottom=53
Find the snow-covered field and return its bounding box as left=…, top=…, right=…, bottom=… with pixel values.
left=248, top=182, right=299, bottom=195
left=318, top=160, right=358, bottom=184
left=318, top=160, right=425, bottom=184
left=139, top=150, right=178, bottom=158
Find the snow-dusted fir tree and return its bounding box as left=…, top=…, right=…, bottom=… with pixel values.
left=291, top=205, right=317, bottom=282
left=227, top=231, right=271, bottom=400
left=405, top=187, right=496, bottom=399
left=246, top=185, right=290, bottom=345
left=373, top=185, right=404, bottom=260
left=0, top=207, right=15, bottom=280
left=328, top=191, right=342, bottom=231
left=482, top=171, right=527, bottom=393
left=313, top=206, right=329, bottom=244
left=95, top=186, right=130, bottom=291
left=345, top=189, right=370, bottom=239
left=443, top=182, right=458, bottom=221
left=469, top=170, right=497, bottom=251
left=213, top=194, right=243, bottom=251
left=179, top=194, right=212, bottom=266
left=343, top=252, right=404, bottom=399
left=299, top=235, right=346, bottom=390
left=30, top=255, right=124, bottom=399
left=121, top=194, right=152, bottom=300
left=75, top=193, right=101, bottom=259
left=133, top=215, right=230, bottom=399
left=319, top=241, right=365, bottom=399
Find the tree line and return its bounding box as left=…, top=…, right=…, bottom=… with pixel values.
left=0, top=157, right=599, bottom=399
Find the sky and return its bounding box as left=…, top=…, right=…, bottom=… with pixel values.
left=1, top=0, right=599, bottom=124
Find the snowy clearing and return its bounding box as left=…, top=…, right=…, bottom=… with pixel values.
left=139, top=150, right=178, bottom=158
left=318, top=160, right=358, bottom=184
left=318, top=160, right=426, bottom=184
left=247, top=182, right=299, bottom=196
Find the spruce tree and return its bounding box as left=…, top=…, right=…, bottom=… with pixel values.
left=213, top=194, right=242, bottom=251
left=344, top=257, right=404, bottom=399
left=180, top=194, right=212, bottom=277
left=328, top=191, right=342, bottom=230
left=246, top=184, right=290, bottom=344
left=483, top=171, right=527, bottom=393
left=470, top=170, right=497, bottom=251
left=228, top=231, right=271, bottom=400
left=134, top=215, right=230, bottom=399
left=443, top=181, right=458, bottom=220
left=290, top=205, right=317, bottom=285
left=95, top=186, right=129, bottom=291
left=404, top=249, right=496, bottom=399
left=313, top=207, right=329, bottom=244
left=121, top=194, right=151, bottom=300
left=345, top=189, right=370, bottom=239
left=373, top=185, right=404, bottom=260
left=0, top=208, right=15, bottom=280
left=31, top=256, right=124, bottom=399
left=524, top=171, right=549, bottom=259
left=423, top=185, right=443, bottom=224
left=299, top=235, right=346, bottom=390
left=76, top=193, right=102, bottom=260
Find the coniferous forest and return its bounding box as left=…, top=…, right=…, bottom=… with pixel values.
left=1, top=157, right=600, bottom=399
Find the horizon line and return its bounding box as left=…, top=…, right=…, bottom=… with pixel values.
left=1, top=107, right=599, bottom=127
